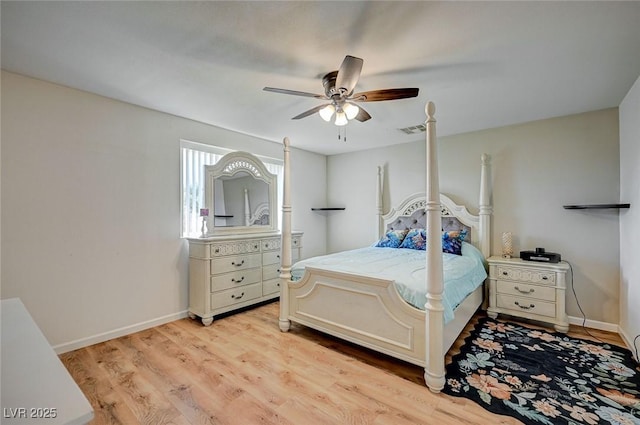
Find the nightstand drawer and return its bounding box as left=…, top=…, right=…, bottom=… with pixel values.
left=210, top=283, right=262, bottom=310
left=496, top=266, right=556, bottom=285
left=496, top=281, right=556, bottom=302
left=211, top=253, right=261, bottom=275
left=211, top=268, right=261, bottom=292
left=496, top=294, right=556, bottom=318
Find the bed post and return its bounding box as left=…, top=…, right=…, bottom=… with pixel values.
left=376, top=165, right=384, bottom=239
left=244, top=188, right=251, bottom=226
left=479, top=154, right=492, bottom=258
left=424, top=101, right=445, bottom=393
left=279, top=137, right=292, bottom=332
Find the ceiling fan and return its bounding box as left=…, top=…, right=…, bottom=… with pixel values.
left=263, top=55, right=419, bottom=126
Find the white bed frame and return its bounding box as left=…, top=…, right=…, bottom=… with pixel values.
left=278, top=102, right=492, bottom=392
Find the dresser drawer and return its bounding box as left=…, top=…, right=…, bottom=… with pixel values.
left=263, top=264, right=281, bottom=281
left=263, top=278, right=281, bottom=296
left=262, top=237, right=301, bottom=252
left=496, top=294, right=556, bottom=318
left=211, top=253, right=261, bottom=275
left=211, top=268, right=261, bottom=292
left=262, top=238, right=280, bottom=251
left=210, top=283, right=262, bottom=310
left=496, top=280, right=556, bottom=302
left=496, top=266, right=555, bottom=285
left=262, top=250, right=299, bottom=266
left=211, top=240, right=260, bottom=257
left=262, top=251, right=281, bottom=266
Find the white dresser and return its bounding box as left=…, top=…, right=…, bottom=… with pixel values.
left=187, top=232, right=302, bottom=326
left=486, top=256, right=570, bottom=332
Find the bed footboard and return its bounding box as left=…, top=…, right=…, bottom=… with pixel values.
left=285, top=267, right=427, bottom=366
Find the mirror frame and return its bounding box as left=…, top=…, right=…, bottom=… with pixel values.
left=204, top=151, right=277, bottom=235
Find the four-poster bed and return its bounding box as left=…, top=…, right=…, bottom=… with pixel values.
left=278, top=102, right=492, bottom=392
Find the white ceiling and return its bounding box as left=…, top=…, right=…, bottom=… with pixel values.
left=2, top=1, right=640, bottom=156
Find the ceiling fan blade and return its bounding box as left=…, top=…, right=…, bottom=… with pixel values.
left=292, top=104, right=329, bottom=120
left=335, top=55, right=363, bottom=95
left=351, top=88, right=419, bottom=102
left=263, top=87, right=327, bottom=99
left=353, top=106, right=372, bottom=122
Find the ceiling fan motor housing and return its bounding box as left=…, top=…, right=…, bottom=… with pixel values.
left=322, top=71, right=339, bottom=97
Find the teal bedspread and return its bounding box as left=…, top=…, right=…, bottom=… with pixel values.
left=290, top=242, right=487, bottom=324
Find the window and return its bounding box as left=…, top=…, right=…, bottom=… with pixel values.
left=180, top=140, right=283, bottom=237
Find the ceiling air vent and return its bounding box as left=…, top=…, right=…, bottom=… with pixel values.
left=398, top=124, right=426, bottom=135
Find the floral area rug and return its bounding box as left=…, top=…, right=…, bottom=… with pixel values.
left=443, top=318, right=640, bottom=424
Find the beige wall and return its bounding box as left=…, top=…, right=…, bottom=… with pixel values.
left=0, top=71, right=327, bottom=351
left=619, top=75, right=640, bottom=357
left=327, top=108, right=620, bottom=325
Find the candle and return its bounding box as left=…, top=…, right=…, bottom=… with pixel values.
left=200, top=208, right=209, bottom=217
left=502, top=231, right=513, bottom=258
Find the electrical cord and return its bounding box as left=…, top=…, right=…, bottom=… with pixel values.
left=565, top=260, right=604, bottom=343
left=568, top=260, right=640, bottom=362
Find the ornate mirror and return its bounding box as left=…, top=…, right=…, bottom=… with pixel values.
left=204, top=151, right=277, bottom=235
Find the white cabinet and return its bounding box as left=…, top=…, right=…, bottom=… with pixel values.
left=1, top=298, right=94, bottom=424
left=187, top=232, right=302, bottom=325
left=487, top=256, right=570, bottom=332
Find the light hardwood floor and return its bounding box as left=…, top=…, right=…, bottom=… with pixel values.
left=60, top=301, right=626, bottom=425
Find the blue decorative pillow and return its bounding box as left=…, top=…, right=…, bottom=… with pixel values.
left=375, top=229, right=409, bottom=248
left=442, top=229, right=468, bottom=255
left=399, top=228, right=427, bottom=250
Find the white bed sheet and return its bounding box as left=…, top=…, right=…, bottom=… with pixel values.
left=290, top=242, right=487, bottom=323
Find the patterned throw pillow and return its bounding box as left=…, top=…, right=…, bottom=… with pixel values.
left=399, top=228, right=427, bottom=250
left=442, top=229, right=468, bottom=255
left=375, top=229, right=409, bottom=248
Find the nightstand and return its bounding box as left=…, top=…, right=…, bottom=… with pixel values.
left=486, top=256, right=570, bottom=333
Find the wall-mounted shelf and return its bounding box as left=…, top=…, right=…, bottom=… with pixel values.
left=563, top=203, right=630, bottom=210
left=311, top=207, right=345, bottom=211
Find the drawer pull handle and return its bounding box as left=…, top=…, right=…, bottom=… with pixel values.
left=277, top=255, right=280, bottom=259
left=514, top=286, right=534, bottom=294
left=231, top=276, right=244, bottom=283
left=542, top=276, right=549, bottom=280
left=514, top=301, right=535, bottom=310
left=232, top=260, right=245, bottom=267
left=502, top=271, right=508, bottom=276
left=277, top=269, right=281, bottom=273
left=231, top=292, right=245, bottom=300
left=254, top=244, right=259, bottom=249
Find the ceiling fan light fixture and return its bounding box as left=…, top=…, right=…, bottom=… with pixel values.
left=334, top=110, right=348, bottom=126
left=319, top=104, right=335, bottom=122
left=343, top=102, right=360, bottom=120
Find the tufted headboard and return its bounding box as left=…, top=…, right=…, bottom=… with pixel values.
left=381, top=193, right=480, bottom=248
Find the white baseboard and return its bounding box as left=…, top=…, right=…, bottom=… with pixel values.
left=567, top=317, right=639, bottom=359
left=618, top=327, right=640, bottom=362
left=52, top=310, right=190, bottom=354
left=567, top=315, right=618, bottom=333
